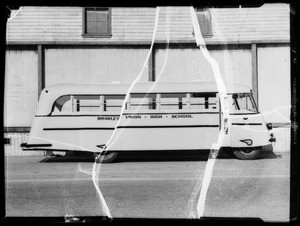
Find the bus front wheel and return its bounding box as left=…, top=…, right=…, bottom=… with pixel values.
left=94, top=152, right=118, bottom=163
left=233, top=147, right=262, bottom=160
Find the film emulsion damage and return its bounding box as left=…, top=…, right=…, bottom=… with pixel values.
left=4, top=4, right=291, bottom=222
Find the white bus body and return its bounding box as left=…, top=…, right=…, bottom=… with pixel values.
left=21, top=82, right=275, bottom=162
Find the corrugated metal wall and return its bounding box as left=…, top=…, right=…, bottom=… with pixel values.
left=257, top=44, right=290, bottom=123
left=155, top=46, right=252, bottom=88
left=257, top=44, right=290, bottom=153
left=4, top=50, right=38, bottom=127
left=45, top=47, right=149, bottom=86
left=155, top=47, right=214, bottom=82
left=6, top=5, right=289, bottom=44
left=4, top=50, right=39, bottom=156
left=6, top=7, right=83, bottom=43
left=210, top=4, right=290, bottom=43
left=209, top=48, right=252, bottom=87
left=272, top=128, right=290, bottom=153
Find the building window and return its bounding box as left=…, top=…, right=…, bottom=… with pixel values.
left=195, top=8, right=213, bottom=38
left=82, top=7, right=112, bottom=37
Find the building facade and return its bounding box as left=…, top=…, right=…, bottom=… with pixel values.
left=4, top=5, right=291, bottom=156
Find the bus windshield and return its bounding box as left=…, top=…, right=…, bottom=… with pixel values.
left=229, top=93, right=258, bottom=113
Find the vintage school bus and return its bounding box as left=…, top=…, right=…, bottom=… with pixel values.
left=21, top=82, right=276, bottom=162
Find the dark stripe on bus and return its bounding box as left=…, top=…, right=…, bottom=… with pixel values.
left=43, top=127, right=115, bottom=131
left=24, top=148, right=214, bottom=152
left=43, top=125, right=219, bottom=131
left=231, top=123, right=263, bottom=126
left=122, top=112, right=219, bottom=115
left=117, top=125, right=219, bottom=129
left=229, top=112, right=259, bottom=115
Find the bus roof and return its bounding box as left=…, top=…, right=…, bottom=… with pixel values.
left=43, top=82, right=251, bottom=95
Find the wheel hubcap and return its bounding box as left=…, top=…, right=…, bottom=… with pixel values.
left=241, top=149, right=255, bottom=155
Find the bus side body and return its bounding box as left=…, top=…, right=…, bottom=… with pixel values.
left=22, top=83, right=275, bottom=161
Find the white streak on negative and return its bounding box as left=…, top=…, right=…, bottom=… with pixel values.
left=7, top=7, right=23, bottom=22
left=91, top=7, right=161, bottom=219
left=189, top=6, right=229, bottom=218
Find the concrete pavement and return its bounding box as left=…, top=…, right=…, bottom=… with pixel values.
left=5, top=152, right=290, bottom=221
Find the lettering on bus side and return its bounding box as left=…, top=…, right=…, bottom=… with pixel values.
left=125, top=115, right=142, bottom=119
left=150, top=115, right=163, bottom=119
left=97, top=116, right=119, bottom=120
left=171, top=114, right=193, bottom=118
left=96, top=114, right=194, bottom=120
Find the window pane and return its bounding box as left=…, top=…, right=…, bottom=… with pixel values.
left=247, top=96, right=256, bottom=112
left=86, top=21, right=98, bottom=33
left=190, top=93, right=217, bottom=110
left=130, top=94, right=156, bottom=110
left=196, top=10, right=212, bottom=37
left=230, top=93, right=257, bottom=113
left=160, top=93, right=186, bottom=110
left=52, top=95, right=72, bottom=114
left=86, top=11, right=98, bottom=22
left=104, top=95, right=125, bottom=112
left=97, top=11, right=108, bottom=22
left=74, top=95, right=101, bottom=112
left=190, top=94, right=205, bottom=109
left=97, top=22, right=109, bottom=34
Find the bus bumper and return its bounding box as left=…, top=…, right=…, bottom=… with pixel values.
left=20, top=143, right=52, bottom=149
left=268, top=133, right=276, bottom=143
left=261, top=133, right=276, bottom=153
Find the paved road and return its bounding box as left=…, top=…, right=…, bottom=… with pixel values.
left=5, top=151, right=290, bottom=222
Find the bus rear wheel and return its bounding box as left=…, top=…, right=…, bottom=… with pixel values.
left=94, top=152, right=118, bottom=163
left=233, top=147, right=262, bottom=160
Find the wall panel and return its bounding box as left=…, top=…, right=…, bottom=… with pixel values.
left=155, top=47, right=252, bottom=89
left=4, top=50, right=38, bottom=127
left=257, top=45, right=290, bottom=124
left=45, top=47, right=149, bottom=86
left=257, top=45, right=290, bottom=153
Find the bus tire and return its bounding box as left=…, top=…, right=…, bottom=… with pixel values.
left=95, top=152, right=118, bottom=163
left=233, top=147, right=262, bottom=160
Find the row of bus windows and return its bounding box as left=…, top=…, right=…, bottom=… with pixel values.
left=52, top=93, right=218, bottom=114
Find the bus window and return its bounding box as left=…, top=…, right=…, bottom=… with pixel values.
left=104, top=95, right=125, bottom=112
left=73, top=95, right=101, bottom=112
left=208, top=96, right=218, bottom=110
left=190, top=93, right=218, bottom=110
left=230, top=93, right=258, bottom=113
left=160, top=93, right=187, bottom=110
left=129, top=93, right=156, bottom=110
left=52, top=95, right=72, bottom=114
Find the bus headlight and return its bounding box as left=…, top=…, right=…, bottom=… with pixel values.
left=266, top=123, right=272, bottom=130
